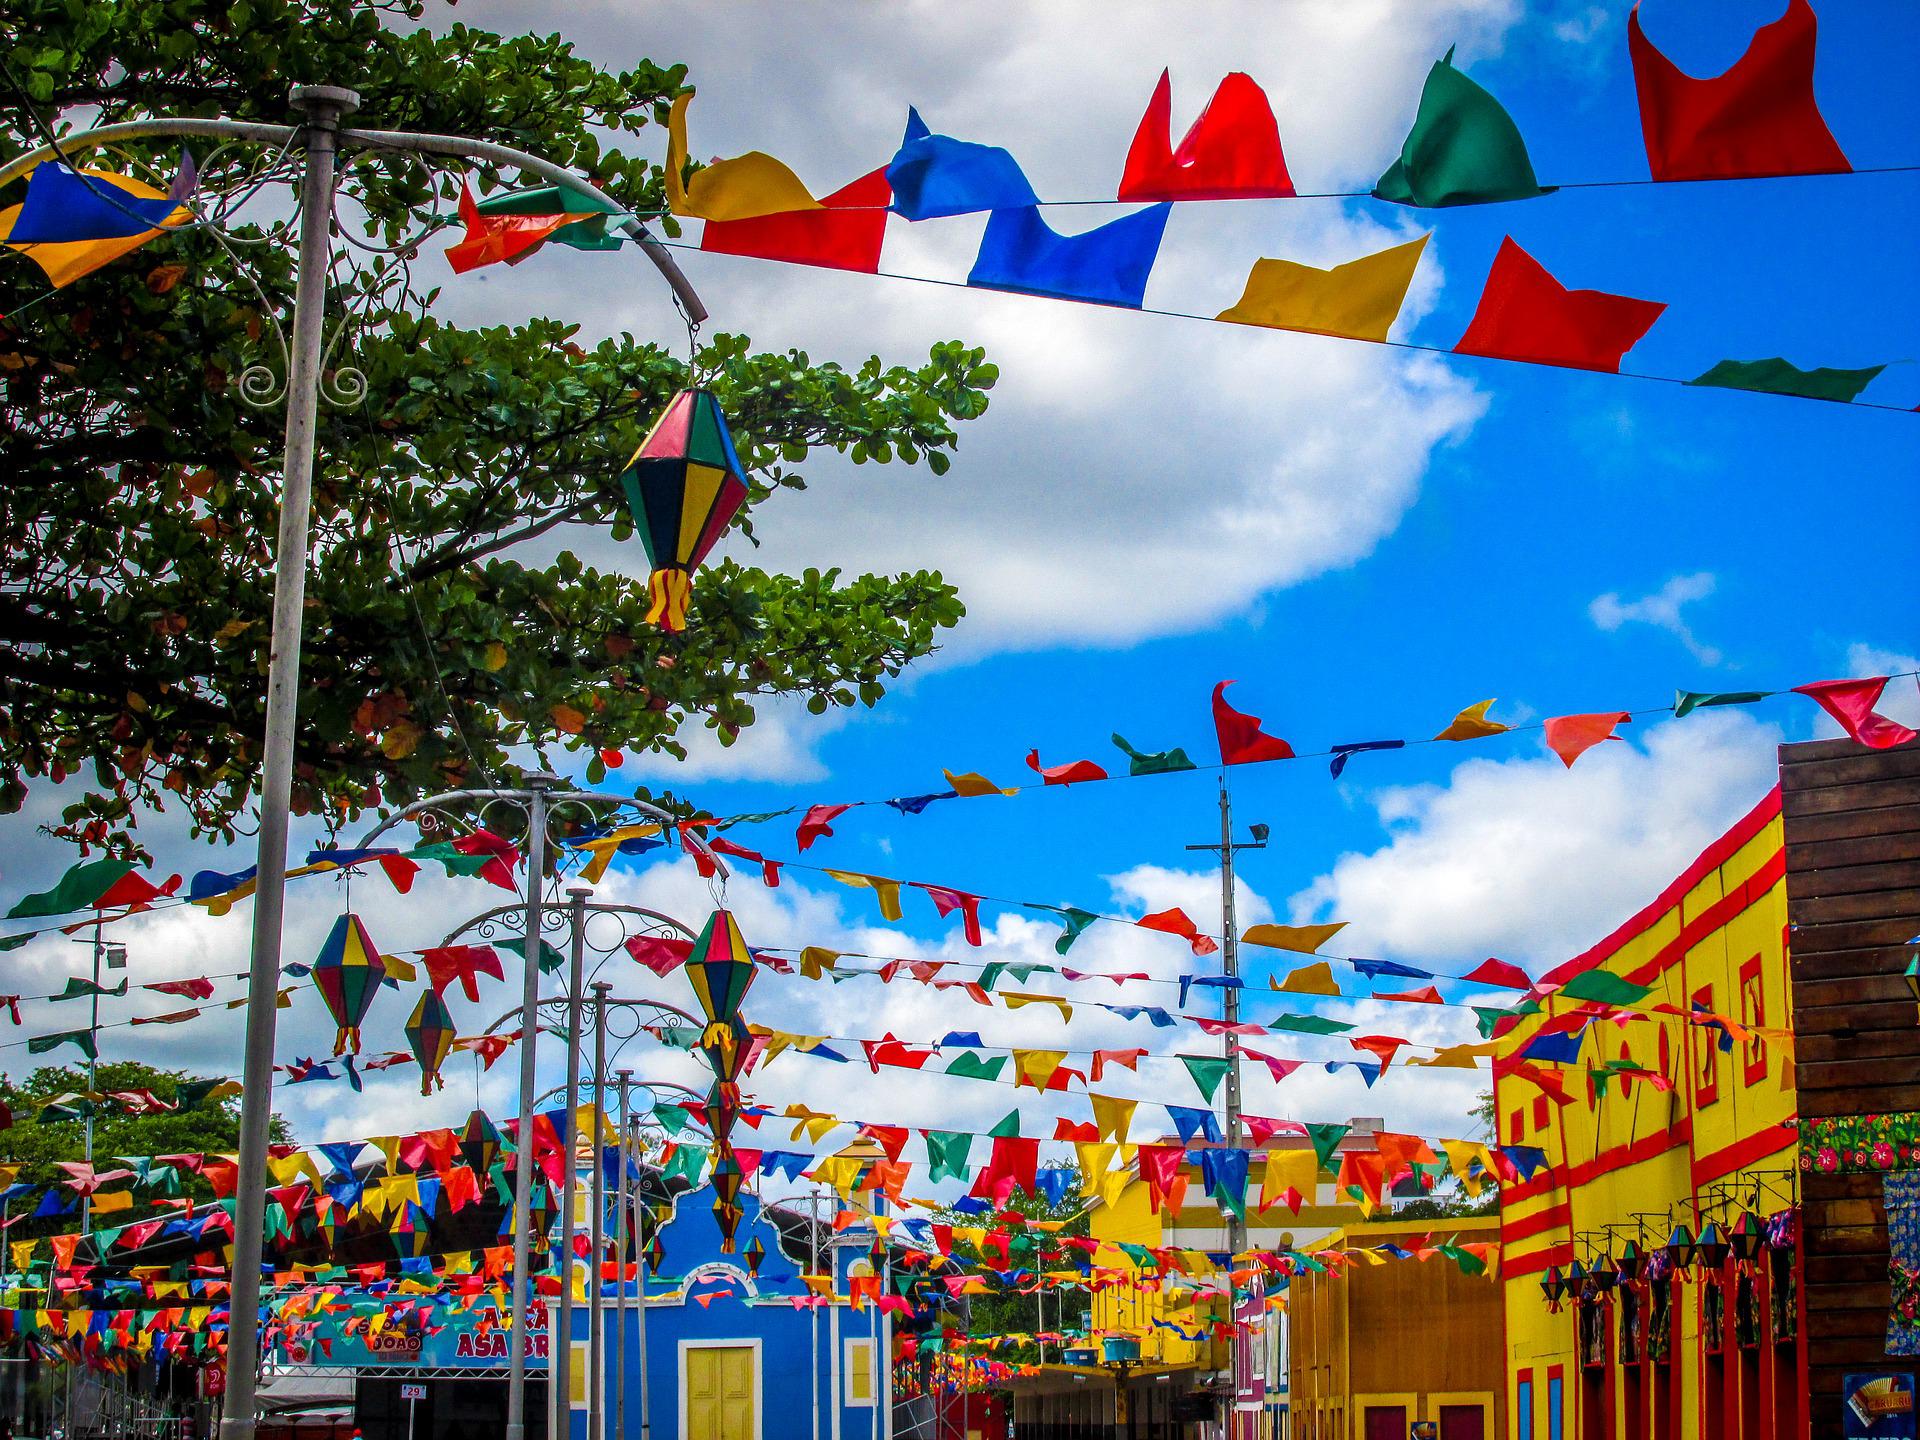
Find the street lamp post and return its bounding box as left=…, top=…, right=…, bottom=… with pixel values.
left=0, top=85, right=707, bottom=1440
left=589, top=982, right=612, bottom=1440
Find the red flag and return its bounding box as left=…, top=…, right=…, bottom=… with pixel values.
left=915, top=884, right=984, bottom=945
left=796, top=804, right=850, bottom=852
left=1091, top=1047, right=1148, bottom=1082
left=1118, top=70, right=1294, bottom=202
left=144, top=978, right=214, bottom=1001
left=1544, top=711, right=1632, bottom=767
left=1024, top=749, right=1109, bottom=786
left=445, top=184, right=580, bottom=274
left=1242, top=1046, right=1303, bottom=1084
left=1137, top=907, right=1219, bottom=956
left=1349, top=1034, right=1409, bottom=1071
left=1793, top=677, right=1918, bottom=750
left=94, top=870, right=182, bottom=910
left=1463, top=958, right=1534, bottom=990
left=711, top=837, right=783, bottom=888
left=700, top=167, right=890, bottom=273
left=624, top=934, right=693, bottom=977
left=1212, top=681, right=1294, bottom=765
left=419, top=944, right=504, bottom=1003
left=1628, top=0, right=1849, bottom=183
left=1455, top=237, right=1664, bottom=373
left=1137, top=1145, right=1186, bottom=1213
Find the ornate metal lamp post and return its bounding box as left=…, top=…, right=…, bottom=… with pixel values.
left=0, top=85, right=706, bottom=1440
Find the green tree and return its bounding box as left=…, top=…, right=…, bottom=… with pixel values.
left=0, top=1060, right=290, bottom=1237
left=0, top=0, right=995, bottom=854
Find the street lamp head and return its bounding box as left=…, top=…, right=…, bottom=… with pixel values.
left=287, top=85, right=361, bottom=118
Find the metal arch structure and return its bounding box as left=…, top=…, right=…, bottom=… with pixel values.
left=2, top=87, right=712, bottom=1440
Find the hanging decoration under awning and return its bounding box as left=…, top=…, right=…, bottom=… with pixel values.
left=618, top=389, right=750, bottom=632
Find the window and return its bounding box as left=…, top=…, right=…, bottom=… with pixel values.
left=1738, top=956, right=1767, bottom=1086
left=1517, top=1371, right=1534, bottom=1440
left=844, top=1337, right=876, bottom=1406
left=1509, top=1109, right=1525, bottom=1146
left=1547, top=1368, right=1565, bottom=1440
left=1533, top=1095, right=1550, bottom=1133
left=1691, top=983, right=1719, bottom=1107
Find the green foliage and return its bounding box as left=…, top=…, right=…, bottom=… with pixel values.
left=0, top=1061, right=289, bottom=1236
left=0, top=0, right=995, bottom=853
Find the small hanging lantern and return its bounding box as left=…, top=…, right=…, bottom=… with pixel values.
left=1539, top=1265, right=1565, bottom=1307
left=619, top=389, right=750, bottom=632
left=404, top=991, right=456, bottom=1095
left=1694, top=1221, right=1730, bottom=1272
left=1589, top=1257, right=1618, bottom=1293
left=744, top=1235, right=766, bottom=1279
left=1615, top=1239, right=1643, bottom=1286
left=1664, top=1222, right=1695, bottom=1272
left=645, top=1233, right=665, bottom=1275
left=1729, top=1211, right=1766, bottom=1265
left=868, top=1235, right=887, bottom=1269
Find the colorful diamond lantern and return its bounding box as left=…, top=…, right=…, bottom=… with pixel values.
left=311, top=913, right=390, bottom=1056
left=680, top=909, right=758, bottom=1254
left=744, top=1235, right=767, bottom=1278
left=405, top=991, right=456, bottom=1096
left=618, top=389, right=750, bottom=632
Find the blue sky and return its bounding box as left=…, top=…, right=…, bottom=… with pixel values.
left=3, top=0, right=1915, bottom=1156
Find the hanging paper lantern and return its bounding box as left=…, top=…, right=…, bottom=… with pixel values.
left=1664, top=1222, right=1695, bottom=1272
left=646, top=1233, right=664, bottom=1275
left=685, top=910, right=758, bottom=1035
left=1693, top=1221, right=1730, bottom=1271
left=618, top=389, right=750, bottom=632
left=743, top=1235, right=766, bottom=1279
left=1729, top=1210, right=1766, bottom=1266
left=405, top=991, right=456, bottom=1095
left=1615, top=1239, right=1643, bottom=1285
left=710, top=1150, right=745, bottom=1254
left=311, top=914, right=390, bottom=1055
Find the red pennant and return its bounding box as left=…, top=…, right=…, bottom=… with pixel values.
left=1544, top=711, right=1632, bottom=767
left=1793, top=677, right=1918, bottom=750
left=796, top=803, right=850, bottom=852
left=1628, top=0, right=1849, bottom=183
left=1024, top=749, right=1109, bottom=786
left=711, top=837, right=783, bottom=888
left=624, top=934, right=693, bottom=977
left=1212, top=681, right=1294, bottom=765
left=1137, top=1145, right=1186, bottom=1213
left=701, top=167, right=890, bottom=273
left=1118, top=70, right=1294, bottom=202
left=915, top=883, right=985, bottom=945
left=419, top=944, right=504, bottom=1003
left=1242, top=1046, right=1303, bottom=1084
left=1091, top=1047, right=1148, bottom=1082
left=1137, top=907, right=1219, bottom=956
left=1455, top=238, right=1665, bottom=374
left=1463, top=958, right=1534, bottom=990
left=1349, top=1034, right=1409, bottom=1071
left=445, top=184, right=579, bottom=274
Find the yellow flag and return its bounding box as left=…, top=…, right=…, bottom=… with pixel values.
left=0, top=167, right=190, bottom=289
left=1260, top=1150, right=1317, bottom=1212
left=1441, top=1139, right=1491, bottom=1197
left=1434, top=699, right=1511, bottom=742
left=10, top=1241, right=35, bottom=1272
left=942, top=769, right=1016, bottom=798
left=1217, top=235, right=1428, bottom=343
left=666, top=92, right=822, bottom=222
left=799, top=947, right=842, bottom=979
left=1002, top=991, right=1072, bottom=1023
left=1012, top=1049, right=1068, bottom=1090
left=823, top=871, right=903, bottom=922
left=1074, top=1143, right=1118, bottom=1192
left=1090, top=1094, right=1137, bottom=1144
left=1241, top=922, right=1346, bottom=954
left=1417, top=1041, right=1499, bottom=1068
left=90, top=1190, right=133, bottom=1215
left=1275, top=961, right=1340, bottom=996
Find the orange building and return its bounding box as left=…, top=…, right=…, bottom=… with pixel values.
left=1495, top=788, right=1804, bottom=1439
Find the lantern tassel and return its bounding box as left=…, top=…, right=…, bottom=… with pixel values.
left=646, top=569, right=692, bottom=632
left=333, top=1025, right=359, bottom=1056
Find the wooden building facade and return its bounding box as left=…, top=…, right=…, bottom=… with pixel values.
left=1781, top=735, right=1920, bottom=1435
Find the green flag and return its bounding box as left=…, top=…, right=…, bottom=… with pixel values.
left=945, top=1052, right=1007, bottom=1083
left=1674, top=689, right=1769, bottom=718
left=925, top=1130, right=973, bottom=1183
left=1026, top=906, right=1100, bottom=955
left=497, top=935, right=567, bottom=976
left=1558, top=970, right=1651, bottom=1005
left=1375, top=47, right=1551, bottom=207
left=28, top=1029, right=97, bottom=1060
left=1180, top=1055, right=1231, bottom=1103
left=1268, top=1013, right=1354, bottom=1035
left=1688, top=357, right=1885, bottom=404
left=1110, top=734, right=1197, bottom=777
left=50, top=977, right=128, bottom=1003
left=7, top=859, right=136, bottom=919
left=1305, top=1122, right=1350, bottom=1172
left=662, top=1144, right=709, bottom=1184
left=473, top=184, right=624, bottom=252
left=987, top=1110, right=1022, bottom=1138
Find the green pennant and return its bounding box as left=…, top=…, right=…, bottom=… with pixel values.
left=28, top=1029, right=96, bottom=1060
left=1111, top=734, right=1198, bottom=777
left=1687, top=357, right=1886, bottom=404
left=1268, top=1013, right=1354, bottom=1035
left=497, top=935, right=567, bottom=976
left=1558, top=970, right=1652, bottom=1005
left=1590, top=1069, right=1611, bottom=1100
left=1305, top=1123, right=1350, bottom=1172
left=6, top=858, right=138, bottom=920
left=1026, top=906, right=1100, bottom=955
left=663, top=1144, right=710, bottom=1185
left=654, top=1026, right=700, bottom=1051
left=987, top=1110, right=1022, bottom=1138
left=0, top=934, right=30, bottom=952
left=944, top=1052, right=1006, bottom=1083
left=51, top=976, right=128, bottom=1003
left=653, top=1103, right=692, bottom=1133
left=1674, top=689, right=1769, bottom=719
left=1473, top=1000, right=1539, bottom=1039
left=473, top=184, right=625, bottom=252
left=1375, top=47, right=1551, bottom=207
left=409, top=842, right=495, bottom=879
left=925, top=1131, right=974, bottom=1183
left=1180, top=1055, right=1231, bottom=1103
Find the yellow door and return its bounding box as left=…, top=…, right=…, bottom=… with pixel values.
left=686, top=1345, right=755, bottom=1440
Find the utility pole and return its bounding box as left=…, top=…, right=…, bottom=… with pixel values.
left=1185, top=777, right=1265, bottom=1440
left=613, top=1071, right=633, bottom=1440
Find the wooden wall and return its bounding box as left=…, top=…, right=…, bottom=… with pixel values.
left=1780, top=735, right=1920, bottom=1434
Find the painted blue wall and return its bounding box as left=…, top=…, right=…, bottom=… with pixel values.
left=565, top=1181, right=891, bottom=1440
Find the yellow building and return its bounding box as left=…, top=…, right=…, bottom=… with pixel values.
left=1496, top=789, right=1805, bottom=1440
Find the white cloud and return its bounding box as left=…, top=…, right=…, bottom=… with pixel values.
left=1589, top=572, right=1723, bottom=666
left=1291, top=710, right=1784, bottom=970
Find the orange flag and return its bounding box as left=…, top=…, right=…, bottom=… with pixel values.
left=1544, top=712, right=1631, bottom=767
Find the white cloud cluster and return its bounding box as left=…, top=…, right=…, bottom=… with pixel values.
left=1589, top=571, right=1723, bottom=666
